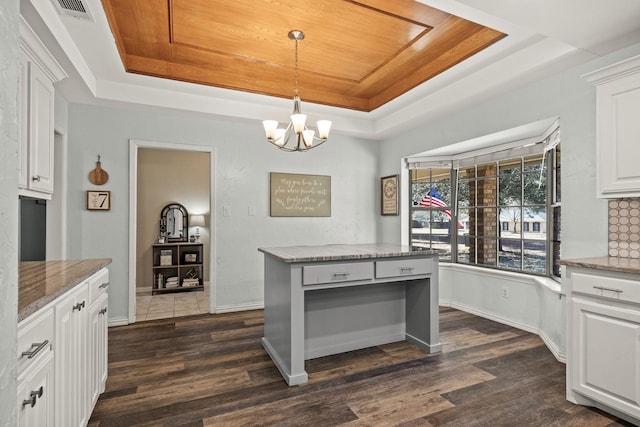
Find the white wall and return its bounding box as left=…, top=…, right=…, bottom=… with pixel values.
left=378, top=42, right=640, bottom=357
left=0, top=0, right=20, bottom=423
left=65, top=104, right=380, bottom=319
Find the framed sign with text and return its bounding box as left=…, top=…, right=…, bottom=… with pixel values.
left=87, top=190, right=111, bottom=210
left=270, top=172, right=331, bottom=217
left=381, top=175, right=399, bottom=216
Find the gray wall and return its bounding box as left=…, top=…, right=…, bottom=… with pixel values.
left=0, top=0, right=20, bottom=424
left=66, top=104, right=380, bottom=319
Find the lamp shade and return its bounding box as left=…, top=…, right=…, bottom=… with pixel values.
left=190, top=214, right=205, bottom=227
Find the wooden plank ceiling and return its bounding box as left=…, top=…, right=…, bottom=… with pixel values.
left=101, top=0, right=506, bottom=112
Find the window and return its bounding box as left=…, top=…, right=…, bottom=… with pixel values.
left=408, top=139, right=561, bottom=279
left=410, top=168, right=454, bottom=262
left=550, top=144, right=561, bottom=278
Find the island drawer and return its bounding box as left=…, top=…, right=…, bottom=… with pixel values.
left=572, top=272, right=640, bottom=305
left=303, top=262, right=374, bottom=285
left=376, top=258, right=433, bottom=279
left=17, top=306, right=54, bottom=376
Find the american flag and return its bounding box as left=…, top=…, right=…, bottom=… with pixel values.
left=418, top=187, right=463, bottom=228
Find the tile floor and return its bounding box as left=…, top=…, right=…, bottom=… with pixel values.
left=136, top=283, right=209, bottom=322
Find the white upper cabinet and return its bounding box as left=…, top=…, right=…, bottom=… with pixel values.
left=18, top=17, right=67, bottom=199
left=583, top=55, right=640, bottom=198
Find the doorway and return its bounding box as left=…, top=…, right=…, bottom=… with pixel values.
left=128, top=140, right=216, bottom=324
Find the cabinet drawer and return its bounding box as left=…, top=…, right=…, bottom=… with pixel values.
left=303, top=262, right=373, bottom=286
left=17, top=307, right=54, bottom=376
left=88, top=268, right=109, bottom=305
left=572, top=272, right=640, bottom=304
left=376, top=258, right=433, bottom=279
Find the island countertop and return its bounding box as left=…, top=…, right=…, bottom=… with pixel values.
left=19, top=258, right=112, bottom=322
left=559, top=256, right=640, bottom=275
left=258, top=243, right=439, bottom=263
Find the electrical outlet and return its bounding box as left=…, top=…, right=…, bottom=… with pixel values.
left=223, top=205, right=231, bottom=217
left=248, top=205, right=255, bottom=216
left=502, top=286, right=509, bottom=298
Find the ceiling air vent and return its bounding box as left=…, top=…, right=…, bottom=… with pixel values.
left=53, top=0, right=94, bottom=21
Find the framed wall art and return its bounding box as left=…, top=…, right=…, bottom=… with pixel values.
left=270, top=172, right=331, bottom=217
left=87, top=190, right=111, bottom=211
left=381, top=175, right=399, bottom=216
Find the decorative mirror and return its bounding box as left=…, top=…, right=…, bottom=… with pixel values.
left=159, top=203, right=189, bottom=242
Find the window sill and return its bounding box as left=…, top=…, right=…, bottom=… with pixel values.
left=440, top=263, right=563, bottom=295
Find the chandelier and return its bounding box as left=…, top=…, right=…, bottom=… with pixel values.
left=262, top=30, right=332, bottom=152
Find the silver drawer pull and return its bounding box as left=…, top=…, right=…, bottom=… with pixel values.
left=22, top=386, right=43, bottom=408
left=99, top=282, right=110, bottom=289
left=331, top=272, right=351, bottom=280
left=72, top=301, right=86, bottom=312
left=593, top=285, right=623, bottom=293
left=31, top=175, right=41, bottom=182
left=21, top=340, right=50, bottom=359
left=400, top=267, right=415, bottom=273
left=99, top=307, right=108, bottom=315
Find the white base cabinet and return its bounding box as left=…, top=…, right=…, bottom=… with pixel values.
left=18, top=267, right=109, bottom=427
left=17, top=351, right=55, bottom=427
left=55, top=282, right=89, bottom=427
left=87, top=269, right=109, bottom=409
left=17, top=306, right=55, bottom=427
left=566, top=267, right=640, bottom=423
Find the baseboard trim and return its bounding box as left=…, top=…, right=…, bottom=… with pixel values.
left=108, top=316, right=129, bottom=327
left=214, top=301, right=264, bottom=314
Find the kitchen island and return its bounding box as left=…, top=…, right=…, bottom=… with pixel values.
left=258, top=243, right=441, bottom=386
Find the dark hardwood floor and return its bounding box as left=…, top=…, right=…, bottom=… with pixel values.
left=89, top=307, right=633, bottom=426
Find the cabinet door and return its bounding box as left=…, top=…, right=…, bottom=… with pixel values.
left=88, top=292, right=108, bottom=410
left=596, top=72, right=640, bottom=197
left=28, top=61, right=55, bottom=194
left=55, top=284, right=89, bottom=427
left=18, top=351, right=54, bottom=427
left=571, top=297, right=640, bottom=419
left=18, top=52, right=29, bottom=189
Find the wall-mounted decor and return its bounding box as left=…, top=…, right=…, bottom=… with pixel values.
left=381, top=174, right=399, bottom=216
left=270, top=172, right=331, bottom=217
left=87, top=190, right=111, bottom=210
left=159, top=203, right=189, bottom=242
left=88, top=155, right=109, bottom=185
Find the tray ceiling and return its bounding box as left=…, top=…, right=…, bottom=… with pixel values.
left=101, top=0, right=506, bottom=111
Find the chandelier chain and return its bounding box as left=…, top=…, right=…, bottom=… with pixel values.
left=294, top=38, right=299, bottom=97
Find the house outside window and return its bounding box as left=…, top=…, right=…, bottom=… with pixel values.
left=407, top=123, right=560, bottom=279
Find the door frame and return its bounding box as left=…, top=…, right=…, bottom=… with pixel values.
left=128, top=139, right=216, bottom=324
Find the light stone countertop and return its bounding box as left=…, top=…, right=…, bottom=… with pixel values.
left=19, top=259, right=112, bottom=322
left=258, top=243, right=440, bottom=263
left=559, top=256, right=640, bottom=275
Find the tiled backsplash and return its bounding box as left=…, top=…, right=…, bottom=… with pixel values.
left=608, top=198, right=640, bottom=259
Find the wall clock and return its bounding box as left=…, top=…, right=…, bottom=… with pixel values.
left=87, top=190, right=111, bottom=210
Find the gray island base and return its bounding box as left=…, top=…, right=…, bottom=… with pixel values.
left=258, top=243, right=442, bottom=386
